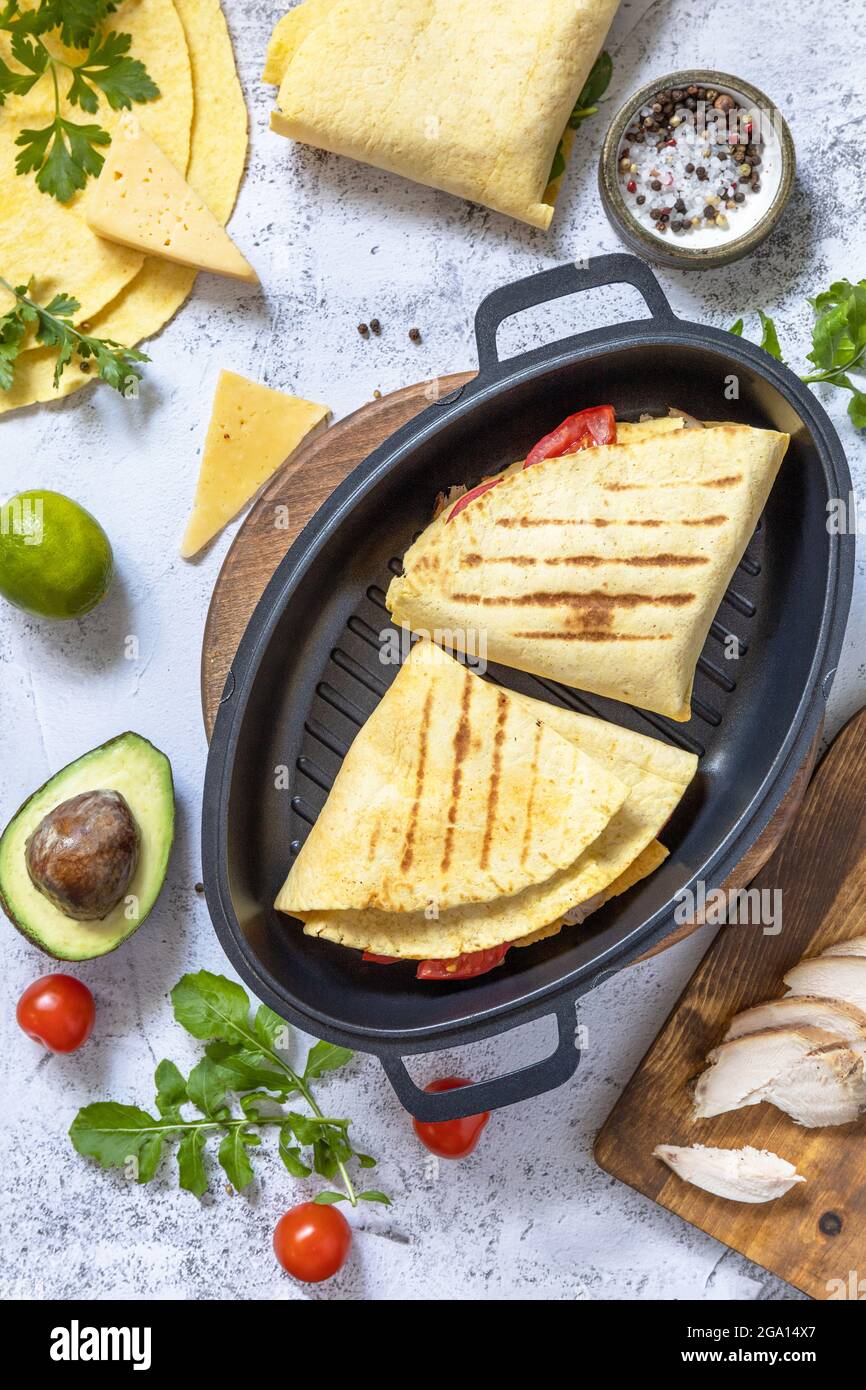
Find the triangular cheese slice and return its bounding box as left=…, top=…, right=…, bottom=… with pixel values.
left=387, top=424, right=789, bottom=721
left=87, top=115, right=258, bottom=284
left=276, top=640, right=629, bottom=916
left=181, top=370, right=330, bottom=557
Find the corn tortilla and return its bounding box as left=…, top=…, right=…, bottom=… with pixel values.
left=0, top=0, right=248, bottom=415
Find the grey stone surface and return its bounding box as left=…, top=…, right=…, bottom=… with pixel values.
left=1, top=0, right=862, bottom=1301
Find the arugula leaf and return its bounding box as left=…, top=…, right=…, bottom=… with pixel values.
left=729, top=279, right=866, bottom=432
left=278, top=1124, right=312, bottom=1178
left=218, top=1127, right=260, bottom=1192
left=569, top=50, right=613, bottom=127
left=172, top=970, right=254, bottom=1044
left=177, top=1129, right=208, bottom=1198
left=304, top=1041, right=354, bottom=1081
left=254, top=1003, right=292, bottom=1054
left=729, top=318, right=744, bottom=337
left=186, top=1057, right=232, bottom=1119
left=548, top=51, right=612, bottom=186
left=154, top=1059, right=188, bottom=1122
left=69, top=1103, right=176, bottom=1183
left=205, top=1041, right=294, bottom=1098
left=757, top=310, right=785, bottom=363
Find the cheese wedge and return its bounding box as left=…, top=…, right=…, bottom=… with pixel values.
left=87, top=114, right=258, bottom=284
left=181, top=371, right=331, bottom=558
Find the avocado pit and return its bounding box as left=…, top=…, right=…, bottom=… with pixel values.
left=25, top=789, right=140, bottom=921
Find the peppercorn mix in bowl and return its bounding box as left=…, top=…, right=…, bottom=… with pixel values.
left=599, top=71, right=795, bottom=269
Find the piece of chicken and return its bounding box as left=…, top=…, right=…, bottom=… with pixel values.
left=822, top=936, right=866, bottom=959
left=724, top=996, right=866, bottom=1043
left=653, top=1143, right=805, bottom=1202
left=693, top=1026, right=842, bottom=1119
left=761, top=1043, right=866, bottom=1128
left=784, top=957, right=866, bottom=1013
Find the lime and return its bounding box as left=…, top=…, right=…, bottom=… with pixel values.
left=0, top=490, right=114, bottom=619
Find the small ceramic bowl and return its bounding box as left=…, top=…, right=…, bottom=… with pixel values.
left=599, top=70, right=795, bottom=269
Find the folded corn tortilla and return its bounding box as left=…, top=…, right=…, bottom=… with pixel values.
left=266, top=0, right=620, bottom=229
left=276, top=639, right=629, bottom=916
left=387, top=423, right=789, bottom=721
left=296, top=693, right=694, bottom=958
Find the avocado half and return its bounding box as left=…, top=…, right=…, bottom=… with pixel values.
left=0, top=732, right=175, bottom=960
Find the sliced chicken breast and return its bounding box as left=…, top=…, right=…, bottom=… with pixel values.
left=724, top=995, right=866, bottom=1043
left=760, top=1043, right=866, bottom=1127
left=783, top=957, right=866, bottom=1012
left=693, top=1025, right=842, bottom=1119
left=653, top=1143, right=805, bottom=1202
left=822, top=936, right=866, bottom=958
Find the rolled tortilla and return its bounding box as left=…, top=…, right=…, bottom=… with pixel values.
left=266, top=0, right=620, bottom=229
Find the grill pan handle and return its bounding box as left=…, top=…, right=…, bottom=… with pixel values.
left=378, top=997, right=580, bottom=1121
left=474, top=253, right=675, bottom=376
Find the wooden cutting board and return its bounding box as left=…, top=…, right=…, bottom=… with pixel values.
left=595, top=708, right=866, bottom=1301
left=199, top=372, right=818, bottom=964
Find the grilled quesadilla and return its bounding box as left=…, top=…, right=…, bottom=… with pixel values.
left=276, top=642, right=697, bottom=979
left=387, top=418, right=789, bottom=721
left=276, top=639, right=628, bottom=916
left=264, top=0, right=620, bottom=229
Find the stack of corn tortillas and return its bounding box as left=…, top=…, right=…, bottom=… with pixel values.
left=0, top=0, right=248, bottom=415
left=276, top=640, right=697, bottom=968
left=262, top=0, right=620, bottom=229
left=388, top=421, right=790, bottom=722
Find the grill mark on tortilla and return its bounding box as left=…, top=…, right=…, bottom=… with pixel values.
left=514, top=631, right=673, bottom=642
left=493, top=516, right=728, bottom=528
left=461, top=553, right=709, bottom=568
left=520, top=722, right=543, bottom=869
left=605, top=474, right=742, bottom=492
left=400, top=688, right=433, bottom=873
left=480, top=691, right=508, bottom=872
left=451, top=590, right=696, bottom=609
left=441, top=671, right=473, bottom=874
left=367, top=820, right=381, bottom=863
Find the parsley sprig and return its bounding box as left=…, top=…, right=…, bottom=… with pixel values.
left=0, top=275, right=148, bottom=391
left=730, top=279, right=866, bottom=430
left=69, top=970, right=389, bottom=1207
left=0, top=0, right=158, bottom=201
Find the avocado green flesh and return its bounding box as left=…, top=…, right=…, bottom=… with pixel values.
left=0, top=733, right=174, bottom=960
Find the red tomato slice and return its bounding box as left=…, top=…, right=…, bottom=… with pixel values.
left=416, top=944, right=510, bottom=980
left=362, top=951, right=400, bottom=964
left=446, top=476, right=504, bottom=522
left=523, top=404, right=616, bottom=469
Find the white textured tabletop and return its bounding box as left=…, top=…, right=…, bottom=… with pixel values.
left=2, top=0, right=864, bottom=1302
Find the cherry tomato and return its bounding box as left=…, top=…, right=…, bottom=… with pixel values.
left=446, top=476, right=504, bottom=522
left=524, top=404, right=616, bottom=468
left=273, top=1202, right=352, bottom=1283
left=416, top=944, right=510, bottom=980
left=412, top=1077, right=490, bottom=1159
left=16, top=973, right=95, bottom=1053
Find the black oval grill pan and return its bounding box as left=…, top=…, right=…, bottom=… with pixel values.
left=203, top=256, right=853, bottom=1121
